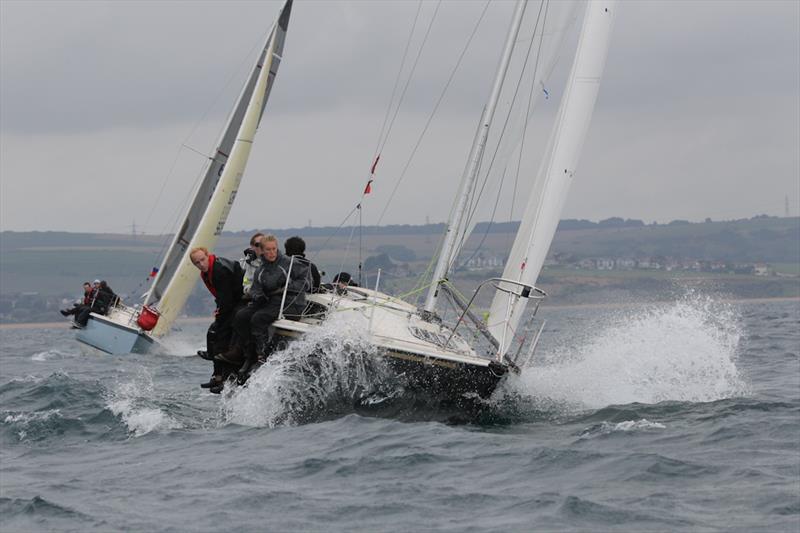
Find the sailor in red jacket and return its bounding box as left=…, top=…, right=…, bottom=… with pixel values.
left=190, top=247, right=244, bottom=393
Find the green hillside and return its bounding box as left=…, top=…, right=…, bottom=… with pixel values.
left=1, top=216, right=797, bottom=322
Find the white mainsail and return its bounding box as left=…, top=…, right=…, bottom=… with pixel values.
left=424, top=0, right=528, bottom=313
left=147, top=0, right=293, bottom=336
left=487, top=0, right=617, bottom=355
left=453, top=0, right=581, bottom=270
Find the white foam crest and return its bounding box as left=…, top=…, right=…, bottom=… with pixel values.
left=511, top=295, right=749, bottom=409
left=222, top=313, right=391, bottom=427
left=3, top=409, right=63, bottom=441
left=610, top=419, right=666, bottom=431
left=106, top=372, right=181, bottom=436
left=579, top=418, right=666, bottom=439
left=3, top=409, right=62, bottom=425
left=31, top=349, right=75, bottom=361
left=7, top=374, right=53, bottom=384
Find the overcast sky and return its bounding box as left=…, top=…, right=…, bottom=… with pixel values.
left=1, top=0, right=798, bottom=234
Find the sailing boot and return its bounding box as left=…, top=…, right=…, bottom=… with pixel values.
left=251, top=327, right=276, bottom=372
left=236, top=342, right=258, bottom=385
left=214, top=344, right=244, bottom=366
left=197, top=350, right=215, bottom=361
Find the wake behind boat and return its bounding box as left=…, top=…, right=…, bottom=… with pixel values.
left=73, top=0, right=616, bottom=402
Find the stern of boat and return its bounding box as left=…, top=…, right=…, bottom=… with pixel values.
left=75, top=305, right=156, bottom=355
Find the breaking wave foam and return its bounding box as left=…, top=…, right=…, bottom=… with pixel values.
left=3, top=409, right=63, bottom=441
left=579, top=419, right=667, bottom=439
left=222, top=313, right=396, bottom=427
left=30, top=349, right=73, bottom=362
left=509, top=295, right=749, bottom=409
left=106, top=372, right=180, bottom=436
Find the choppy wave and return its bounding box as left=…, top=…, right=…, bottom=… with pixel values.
left=30, top=349, right=74, bottom=362
left=0, top=496, right=101, bottom=530
left=509, top=295, right=749, bottom=409
left=105, top=372, right=181, bottom=436
left=0, top=373, right=112, bottom=443
left=0, top=299, right=797, bottom=532
left=2, top=409, right=65, bottom=441
left=579, top=418, right=666, bottom=438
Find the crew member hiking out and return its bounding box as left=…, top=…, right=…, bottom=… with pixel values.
left=190, top=247, right=244, bottom=394
left=72, top=279, right=117, bottom=328
left=219, top=234, right=311, bottom=379
left=60, top=282, right=93, bottom=320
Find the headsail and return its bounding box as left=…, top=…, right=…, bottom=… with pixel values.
left=146, top=0, right=293, bottom=335
left=487, top=0, right=617, bottom=355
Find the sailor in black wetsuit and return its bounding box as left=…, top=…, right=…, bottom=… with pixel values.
left=60, top=282, right=93, bottom=319
left=189, top=247, right=244, bottom=394
left=284, top=236, right=321, bottom=293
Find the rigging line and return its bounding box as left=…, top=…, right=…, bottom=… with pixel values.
left=141, top=27, right=268, bottom=239
left=447, top=139, right=490, bottom=272
left=453, top=0, right=549, bottom=266
left=458, top=166, right=508, bottom=270
left=460, top=0, right=547, bottom=234
left=375, top=0, right=492, bottom=227
left=308, top=204, right=360, bottom=261
left=372, top=0, right=424, bottom=159
left=508, top=0, right=550, bottom=247
left=410, top=226, right=449, bottom=302
left=157, top=161, right=211, bottom=252
left=459, top=0, right=550, bottom=269
left=378, top=0, right=442, bottom=156
left=137, top=159, right=212, bottom=299
left=180, top=144, right=215, bottom=160
left=332, top=221, right=361, bottom=304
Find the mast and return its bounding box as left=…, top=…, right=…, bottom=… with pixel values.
left=146, top=0, right=293, bottom=335
left=423, top=0, right=528, bottom=313
left=488, top=0, right=617, bottom=356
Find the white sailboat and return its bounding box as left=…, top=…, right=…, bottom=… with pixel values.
left=265, top=0, right=617, bottom=400
left=75, top=0, right=294, bottom=354
left=78, top=0, right=616, bottom=404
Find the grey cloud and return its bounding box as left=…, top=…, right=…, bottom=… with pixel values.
left=1, top=0, right=798, bottom=233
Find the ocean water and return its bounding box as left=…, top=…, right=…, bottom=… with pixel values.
left=1, top=297, right=798, bottom=532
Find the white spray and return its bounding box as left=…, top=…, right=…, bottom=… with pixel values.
left=507, top=295, right=749, bottom=409
left=221, top=313, right=397, bottom=428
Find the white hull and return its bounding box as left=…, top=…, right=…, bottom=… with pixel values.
left=75, top=306, right=156, bottom=355
left=271, top=287, right=511, bottom=399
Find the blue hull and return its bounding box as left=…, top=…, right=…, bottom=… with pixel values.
left=75, top=314, right=156, bottom=355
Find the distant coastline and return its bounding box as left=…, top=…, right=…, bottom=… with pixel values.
left=2, top=296, right=797, bottom=331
